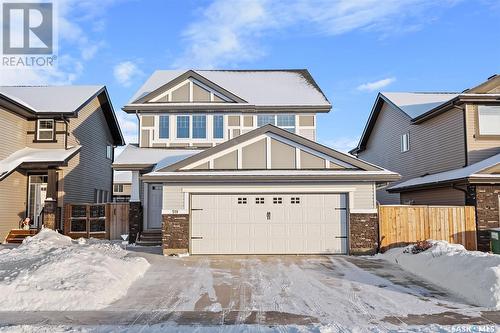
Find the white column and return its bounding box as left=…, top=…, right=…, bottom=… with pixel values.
left=130, top=170, right=140, bottom=202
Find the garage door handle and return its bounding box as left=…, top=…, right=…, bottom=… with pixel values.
left=335, top=208, right=347, bottom=210
left=191, top=236, right=203, bottom=239
left=335, top=236, right=347, bottom=238
left=192, top=208, right=203, bottom=211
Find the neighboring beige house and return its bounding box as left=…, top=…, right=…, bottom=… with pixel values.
left=0, top=86, right=124, bottom=242
left=350, top=74, right=500, bottom=251
left=113, top=171, right=132, bottom=202
left=114, top=69, right=399, bottom=255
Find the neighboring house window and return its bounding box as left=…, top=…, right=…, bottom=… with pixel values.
left=257, top=115, right=276, bottom=127
left=159, top=115, right=169, bottom=138
left=192, top=115, right=207, bottom=139
left=177, top=115, right=190, bottom=138
left=106, top=145, right=113, bottom=160
left=114, top=184, right=123, bottom=192
left=213, top=115, right=224, bottom=139
left=477, top=105, right=500, bottom=135
left=37, top=119, right=54, bottom=141
left=277, top=115, right=295, bottom=133
left=401, top=133, right=410, bottom=152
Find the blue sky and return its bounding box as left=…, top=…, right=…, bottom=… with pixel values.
left=2, top=0, right=500, bottom=151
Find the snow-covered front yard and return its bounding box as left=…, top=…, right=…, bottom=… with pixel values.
left=378, top=240, right=500, bottom=309
left=0, top=229, right=149, bottom=310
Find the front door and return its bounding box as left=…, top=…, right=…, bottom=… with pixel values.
left=27, top=175, right=48, bottom=229
left=147, top=184, right=163, bottom=229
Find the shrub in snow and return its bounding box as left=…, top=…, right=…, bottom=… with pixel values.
left=378, top=240, right=500, bottom=309
left=0, top=229, right=149, bottom=311
left=403, top=240, right=433, bottom=254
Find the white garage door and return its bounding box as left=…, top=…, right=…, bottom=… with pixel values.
left=190, top=193, right=348, bottom=254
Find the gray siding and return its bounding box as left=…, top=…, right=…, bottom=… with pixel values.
left=62, top=96, right=114, bottom=204
left=358, top=102, right=466, bottom=203
left=400, top=187, right=465, bottom=206
left=465, top=104, right=500, bottom=164
left=0, top=108, right=27, bottom=160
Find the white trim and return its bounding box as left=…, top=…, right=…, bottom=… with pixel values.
left=295, top=148, right=301, bottom=169
left=36, top=119, right=55, bottom=141
left=130, top=171, right=141, bottom=202
left=143, top=182, right=148, bottom=230
left=350, top=209, right=378, bottom=214
left=237, top=147, right=243, bottom=169
left=266, top=136, right=271, bottom=169
left=181, top=187, right=357, bottom=193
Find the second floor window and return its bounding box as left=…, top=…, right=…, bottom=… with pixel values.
left=177, top=115, right=190, bottom=138
left=401, top=133, right=410, bottom=152
left=277, top=115, right=295, bottom=133
left=257, top=115, right=276, bottom=127
left=159, top=115, right=169, bottom=138
left=213, top=115, right=224, bottom=139
left=192, top=115, right=207, bottom=139
left=114, top=184, right=123, bottom=192
left=478, top=105, right=500, bottom=136
left=37, top=119, right=54, bottom=141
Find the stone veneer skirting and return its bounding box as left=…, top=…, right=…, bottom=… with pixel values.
left=349, top=213, right=379, bottom=255
left=162, top=214, right=190, bottom=255
left=475, top=185, right=500, bottom=252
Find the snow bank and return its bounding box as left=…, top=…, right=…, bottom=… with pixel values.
left=0, top=229, right=149, bottom=310
left=377, top=240, right=500, bottom=308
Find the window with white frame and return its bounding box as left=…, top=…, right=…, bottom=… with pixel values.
left=114, top=184, right=124, bottom=192
left=176, top=115, right=190, bottom=138
left=257, top=115, right=276, bottom=127
left=37, top=119, right=55, bottom=141
left=213, top=115, right=224, bottom=139
left=159, top=115, right=169, bottom=138
left=477, top=105, right=500, bottom=136
left=401, top=133, right=410, bottom=152
left=277, top=115, right=295, bottom=133
left=192, top=115, right=207, bottom=139
left=106, top=145, right=113, bottom=160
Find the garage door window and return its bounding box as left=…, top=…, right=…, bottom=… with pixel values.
left=291, top=197, right=300, bottom=204
left=237, top=197, right=247, bottom=204
left=255, top=197, right=265, bottom=204
left=273, top=197, right=283, bottom=204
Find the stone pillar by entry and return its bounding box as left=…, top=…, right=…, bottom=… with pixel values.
left=349, top=213, right=379, bottom=255
left=128, top=170, right=143, bottom=244
left=162, top=214, right=189, bottom=255
left=43, top=199, right=57, bottom=230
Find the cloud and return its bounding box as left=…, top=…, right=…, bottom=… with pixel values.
left=113, top=61, right=143, bottom=87
left=357, top=77, right=396, bottom=92
left=320, top=137, right=360, bottom=153
left=174, top=0, right=460, bottom=68
left=115, top=112, right=138, bottom=144
left=0, top=0, right=124, bottom=85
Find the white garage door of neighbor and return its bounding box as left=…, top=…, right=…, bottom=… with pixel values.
left=191, top=193, right=348, bottom=254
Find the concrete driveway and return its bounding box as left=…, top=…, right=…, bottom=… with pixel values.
left=0, top=249, right=498, bottom=332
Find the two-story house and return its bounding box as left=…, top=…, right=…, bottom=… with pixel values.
left=350, top=75, right=500, bottom=250
left=0, top=86, right=124, bottom=242
left=113, top=69, right=399, bottom=255
left=113, top=171, right=132, bottom=202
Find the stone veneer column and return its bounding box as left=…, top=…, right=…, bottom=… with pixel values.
left=128, top=201, right=143, bottom=244
left=475, top=185, right=500, bottom=252
left=43, top=199, right=57, bottom=230
left=162, top=214, right=189, bottom=255
left=349, top=213, right=379, bottom=255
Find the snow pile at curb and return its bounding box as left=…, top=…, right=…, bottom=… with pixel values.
left=377, top=240, right=500, bottom=308
left=0, top=229, right=149, bottom=310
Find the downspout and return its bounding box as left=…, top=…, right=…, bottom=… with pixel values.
left=61, top=114, right=69, bottom=149
left=135, top=110, right=140, bottom=145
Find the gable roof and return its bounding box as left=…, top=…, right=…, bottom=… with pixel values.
left=0, top=86, right=124, bottom=145
left=125, top=69, right=331, bottom=110
left=351, top=75, right=500, bottom=155
left=159, top=124, right=390, bottom=173
left=388, top=152, right=500, bottom=192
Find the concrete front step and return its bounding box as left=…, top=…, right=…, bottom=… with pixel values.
left=136, top=230, right=162, bottom=246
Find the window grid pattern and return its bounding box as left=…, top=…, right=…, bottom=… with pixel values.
left=192, top=115, right=207, bottom=138
left=237, top=197, right=247, bottom=204
left=257, top=115, right=276, bottom=127
left=273, top=197, right=283, bottom=204
left=213, top=115, right=224, bottom=139
left=291, top=197, right=300, bottom=204
left=176, top=116, right=190, bottom=138
left=37, top=119, right=54, bottom=140
left=159, top=116, right=169, bottom=138
left=255, top=197, right=265, bottom=204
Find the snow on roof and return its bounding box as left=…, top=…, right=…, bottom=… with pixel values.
left=113, top=171, right=132, bottom=183
left=381, top=92, right=459, bottom=118
left=145, top=169, right=398, bottom=177
left=0, top=146, right=81, bottom=180
left=389, top=153, right=500, bottom=191
left=0, top=86, right=103, bottom=113
left=113, top=144, right=201, bottom=169
left=129, top=70, right=330, bottom=106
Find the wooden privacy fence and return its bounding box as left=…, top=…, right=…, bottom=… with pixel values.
left=378, top=205, right=477, bottom=252
left=64, top=203, right=129, bottom=240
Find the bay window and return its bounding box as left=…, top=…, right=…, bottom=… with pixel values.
left=192, top=115, right=207, bottom=139
left=176, top=116, right=190, bottom=138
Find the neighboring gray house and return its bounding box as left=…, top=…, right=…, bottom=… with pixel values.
left=114, top=69, right=399, bottom=255
left=0, top=86, right=124, bottom=242
left=113, top=171, right=132, bottom=202
left=350, top=75, right=500, bottom=251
